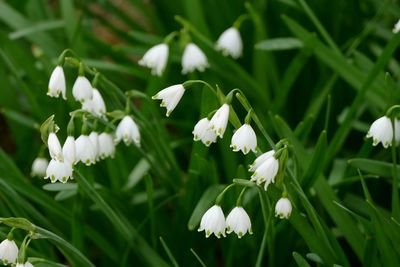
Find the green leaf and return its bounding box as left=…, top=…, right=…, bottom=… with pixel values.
left=255, top=37, right=303, bottom=51
left=8, top=20, right=64, bottom=40
left=292, top=252, right=311, bottom=267
left=348, top=158, right=396, bottom=177
left=159, top=237, right=179, bottom=267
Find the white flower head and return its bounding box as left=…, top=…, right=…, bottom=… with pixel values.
left=0, top=238, right=18, bottom=264
left=248, top=150, right=275, bottom=172
left=192, top=118, right=218, bottom=146
left=230, top=124, right=257, bottom=154
left=275, top=197, right=292, bottom=219
left=98, top=132, right=116, bottom=159
left=393, top=19, right=400, bottom=34
left=89, top=131, right=100, bottom=161
left=82, top=88, right=106, bottom=117
left=45, top=159, right=73, bottom=183
left=139, top=43, right=169, bottom=76
left=115, top=116, right=140, bottom=147
left=75, top=135, right=96, bottom=166
left=181, top=43, right=209, bottom=74
left=47, top=133, right=63, bottom=161
left=31, top=157, right=49, bottom=177
left=47, top=65, right=66, bottom=99
left=16, top=262, right=34, bottom=267
left=209, top=104, right=230, bottom=138
left=198, top=205, right=226, bottom=238
left=62, top=136, right=76, bottom=165
left=366, top=116, right=393, bottom=148
left=250, top=156, right=279, bottom=191
left=216, top=27, right=243, bottom=58
left=72, top=76, right=93, bottom=103
left=152, top=84, right=185, bottom=117
left=226, top=206, right=252, bottom=238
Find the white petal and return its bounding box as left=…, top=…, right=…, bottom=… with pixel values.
left=48, top=133, right=63, bottom=161
left=182, top=43, right=209, bottom=74
left=31, top=157, right=49, bottom=177
left=139, top=43, right=169, bottom=76
left=72, top=76, right=93, bottom=103
left=47, top=66, right=66, bottom=99
left=209, top=104, right=230, bottom=138
left=216, top=27, right=243, bottom=58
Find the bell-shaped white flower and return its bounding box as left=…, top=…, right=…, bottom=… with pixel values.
left=115, top=116, right=140, bottom=147
left=248, top=150, right=275, bottom=172
left=45, top=159, right=73, bottom=183
left=216, top=27, right=243, bottom=59
left=98, top=132, right=116, bottom=159
left=47, top=66, right=66, bottom=99
left=152, top=84, right=185, bottom=117
left=209, top=104, right=230, bottom=138
left=16, top=262, right=34, bottom=267
left=250, top=156, right=279, bottom=191
left=0, top=238, right=18, bottom=264
left=198, top=205, right=226, bottom=238
left=75, top=135, right=96, bottom=166
left=275, top=197, right=292, bottom=219
left=393, top=19, right=400, bottom=34
left=225, top=206, right=252, bottom=238
left=31, top=157, right=49, bottom=177
left=89, top=131, right=100, bottom=161
left=139, top=43, right=169, bottom=76
left=230, top=124, right=257, bottom=154
left=366, top=116, right=393, bottom=148
left=48, top=133, right=63, bottom=161
left=82, top=88, right=106, bottom=117
left=181, top=43, right=209, bottom=74
left=192, top=118, right=218, bottom=146
left=62, top=136, right=76, bottom=165
left=72, top=76, right=93, bottom=103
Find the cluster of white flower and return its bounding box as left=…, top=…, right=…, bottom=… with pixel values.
left=0, top=234, right=34, bottom=267
left=138, top=26, right=243, bottom=76
left=198, top=205, right=252, bottom=238
left=366, top=116, right=400, bottom=148
left=249, top=150, right=279, bottom=191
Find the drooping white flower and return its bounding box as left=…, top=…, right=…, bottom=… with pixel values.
left=89, top=131, right=100, bottom=160
left=62, top=136, right=76, bottom=165
left=248, top=150, right=275, bottom=172
left=225, top=206, right=252, bottom=238
left=16, top=262, right=34, bottom=267
left=47, top=66, right=66, bottom=99
left=393, top=19, right=400, bottom=34
left=192, top=118, right=217, bottom=146
left=115, top=116, right=140, bottom=147
left=275, top=197, right=292, bottom=219
left=366, top=116, right=393, bottom=148
left=45, top=159, right=73, bottom=183
left=72, top=76, right=93, bottom=103
left=216, top=27, right=243, bottom=59
left=31, top=157, right=49, bottom=177
left=198, top=205, right=226, bottom=238
left=209, top=104, right=230, bottom=138
left=230, top=124, right=257, bottom=154
left=152, top=84, right=185, bottom=117
left=181, top=43, right=209, bottom=74
left=250, top=156, right=279, bottom=191
left=0, top=238, right=18, bottom=264
left=82, top=88, right=106, bottom=117
left=139, top=43, right=169, bottom=76
left=47, top=133, right=63, bottom=161
left=75, top=135, right=96, bottom=166
left=98, top=132, right=116, bottom=159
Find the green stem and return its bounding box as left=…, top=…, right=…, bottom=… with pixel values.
left=215, top=183, right=236, bottom=205
left=182, top=80, right=218, bottom=98
left=236, top=187, right=247, bottom=206
left=391, top=119, right=400, bottom=221
left=255, top=189, right=272, bottom=267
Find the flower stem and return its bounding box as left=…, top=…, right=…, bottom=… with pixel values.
left=236, top=187, right=247, bottom=206
left=183, top=80, right=218, bottom=98
left=391, top=118, right=400, bottom=221
left=215, top=183, right=236, bottom=205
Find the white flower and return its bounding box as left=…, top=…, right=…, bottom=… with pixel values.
left=31, top=157, right=48, bottom=177
left=45, top=159, right=73, bottom=183
left=89, top=132, right=100, bottom=160
left=47, top=66, right=66, bottom=99
left=366, top=116, right=393, bottom=148
left=230, top=124, right=257, bottom=154
left=216, top=27, right=243, bottom=58
left=181, top=43, right=209, bottom=74
left=250, top=156, right=279, bottom=191
left=192, top=118, right=218, bottom=146
left=115, top=116, right=140, bottom=147
left=0, top=238, right=18, bottom=264
left=393, top=19, right=400, bottom=34
left=75, top=135, right=96, bottom=166
left=82, top=88, right=106, bottom=117
left=16, top=262, right=34, bottom=267
left=248, top=150, right=275, bottom=172
left=209, top=104, right=230, bottom=138
left=62, top=136, right=76, bottom=165
left=198, top=205, right=226, bottom=238
left=48, top=133, right=63, bottom=161
left=98, top=132, right=116, bottom=159
left=275, top=197, right=292, bottom=219
left=139, top=43, right=169, bottom=76
left=225, top=207, right=252, bottom=238
left=152, top=84, right=185, bottom=117
left=72, top=76, right=93, bottom=103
